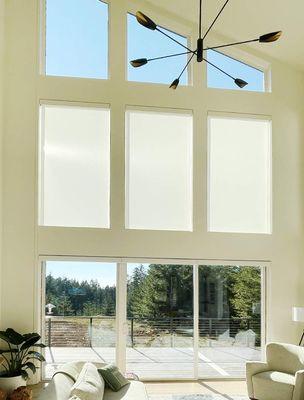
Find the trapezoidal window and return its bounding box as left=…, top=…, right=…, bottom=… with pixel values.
left=39, top=103, right=110, bottom=228
left=207, top=50, right=265, bottom=92
left=125, top=109, right=193, bottom=231
left=208, top=115, right=271, bottom=234
left=128, top=13, right=189, bottom=85
left=45, top=0, right=108, bottom=79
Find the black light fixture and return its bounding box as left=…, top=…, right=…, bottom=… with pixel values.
left=130, top=0, right=282, bottom=89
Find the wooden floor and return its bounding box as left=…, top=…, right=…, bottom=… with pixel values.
left=31, top=380, right=248, bottom=399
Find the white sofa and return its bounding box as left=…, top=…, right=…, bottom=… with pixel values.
left=37, top=362, right=148, bottom=400
left=246, top=343, right=304, bottom=400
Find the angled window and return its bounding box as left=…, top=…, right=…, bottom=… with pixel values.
left=207, top=50, right=265, bottom=92
left=208, top=115, right=271, bottom=234
left=128, top=13, right=189, bottom=85
left=126, top=109, right=193, bottom=231
left=45, top=0, right=108, bottom=79
left=39, top=103, right=110, bottom=228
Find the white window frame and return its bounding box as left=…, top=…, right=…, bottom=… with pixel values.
left=38, top=255, right=268, bottom=381
left=125, top=105, right=194, bottom=232
left=38, top=100, right=111, bottom=228
left=39, top=0, right=110, bottom=80
left=35, top=1, right=274, bottom=383
left=207, top=111, right=273, bottom=234
left=206, top=42, right=272, bottom=93
left=125, top=7, right=194, bottom=87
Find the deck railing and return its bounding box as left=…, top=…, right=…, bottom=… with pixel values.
left=45, top=315, right=261, bottom=348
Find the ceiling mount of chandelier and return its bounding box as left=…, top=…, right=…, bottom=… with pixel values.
left=130, top=0, right=282, bottom=90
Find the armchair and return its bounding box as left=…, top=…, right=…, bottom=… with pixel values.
left=246, top=343, right=304, bottom=400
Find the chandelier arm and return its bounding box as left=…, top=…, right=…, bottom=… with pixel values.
left=178, top=53, right=196, bottom=79
left=202, top=0, right=230, bottom=41
left=204, top=38, right=259, bottom=51
left=203, top=57, right=235, bottom=80
left=148, top=51, right=193, bottom=62
left=156, top=27, right=195, bottom=53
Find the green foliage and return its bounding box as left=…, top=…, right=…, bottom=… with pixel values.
left=227, top=266, right=261, bottom=319
left=46, top=275, right=116, bottom=317
left=0, top=329, right=46, bottom=379
left=46, top=265, right=261, bottom=323
left=127, top=264, right=261, bottom=321
left=127, top=265, right=151, bottom=318
left=127, top=264, right=193, bottom=318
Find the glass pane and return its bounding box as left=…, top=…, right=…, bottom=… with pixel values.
left=126, top=109, right=193, bottom=231
left=126, top=263, right=194, bottom=379
left=39, top=104, right=110, bottom=228
left=44, top=261, right=116, bottom=379
left=207, top=50, right=265, bottom=92
left=128, top=13, right=189, bottom=85
left=45, top=0, right=108, bottom=79
left=208, top=116, right=271, bottom=233
left=198, top=265, right=262, bottom=378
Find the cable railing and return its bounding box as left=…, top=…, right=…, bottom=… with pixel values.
left=45, top=315, right=261, bottom=348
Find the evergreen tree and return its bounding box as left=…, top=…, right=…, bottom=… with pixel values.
left=45, top=274, right=116, bottom=316
left=56, top=293, right=74, bottom=315
left=45, top=265, right=261, bottom=322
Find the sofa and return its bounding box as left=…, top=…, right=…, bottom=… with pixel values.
left=37, top=362, right=148, bottom=400
left=246, top=342, right=304, bottom=400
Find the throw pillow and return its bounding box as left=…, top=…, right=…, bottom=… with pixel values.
left=98, top=365, right=130, bottom=392
left=70, top=362, right=105, bottom=400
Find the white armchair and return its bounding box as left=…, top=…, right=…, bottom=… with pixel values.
left=246, top=343, right=304, bottom=400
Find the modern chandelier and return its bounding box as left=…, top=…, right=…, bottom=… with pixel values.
left=130, top=0, right=282, bottom=89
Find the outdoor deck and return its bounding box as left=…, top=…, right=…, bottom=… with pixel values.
left=44, top=346, right=261, bottom=380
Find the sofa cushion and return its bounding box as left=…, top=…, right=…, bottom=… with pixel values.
left=38, top=369, right=75, bottom=400
left=70, top=363, right=105, bottom=400
left=98, top=365, right=129, bottom=392
left=104, top=381, right=148, bottom=400
left=53, top=361, right=90, bottom=383
left=252, top=370, right=295, bottom=400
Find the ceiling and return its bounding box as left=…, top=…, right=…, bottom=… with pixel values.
left=147, top=0, right=304, bottom=71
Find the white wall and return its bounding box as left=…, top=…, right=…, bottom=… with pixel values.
left=0, top=0, right=5, bottom=328
left=1, top=0, right=304, bottom=354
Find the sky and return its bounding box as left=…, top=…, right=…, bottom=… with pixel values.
left=46, top=261, right=148, bottom=288
left=45, top=0, right=264, bottom=91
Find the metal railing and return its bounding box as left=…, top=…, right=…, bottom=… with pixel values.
left=45, top=315, right=261, bottom=348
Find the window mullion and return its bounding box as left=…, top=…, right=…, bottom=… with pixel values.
left=109, top=0, right=127, bottom=83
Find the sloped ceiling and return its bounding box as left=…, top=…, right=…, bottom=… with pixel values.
left=145, top=0, right=304, bottom=71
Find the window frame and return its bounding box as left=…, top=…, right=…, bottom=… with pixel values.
left=38, top=254, right=268, bottom=381
left=39, top=0, right=110, bottom=80
left=126, top=9, right=194, bottom=87
left=33, top=4, right=276, bottom=379
left=39, top=0, right=271, bottom=90
left=38, top=99, right=111, bottom=229
left=205, top=37, right=272, bottom=93
left=125, top=105, right=194, bottom=232
left=207, top=111, right=273, bottom=234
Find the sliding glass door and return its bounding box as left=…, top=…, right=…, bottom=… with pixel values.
left=43, top=261, right=116, bottom=379
left=198, top=265, right=262, bottom=378
left=42, top=260, right=264, bottom=380
left=126, top=263, right=194, bottom=380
